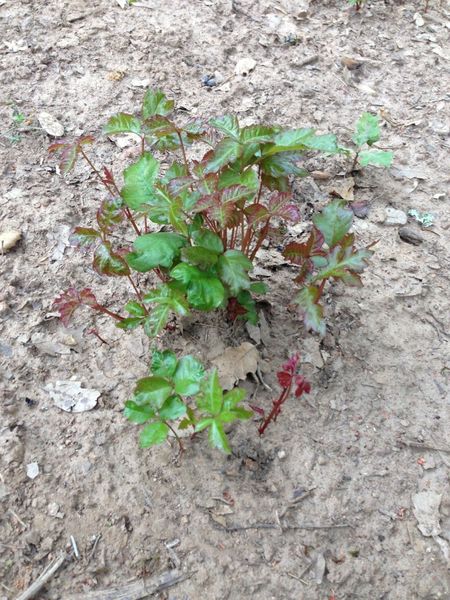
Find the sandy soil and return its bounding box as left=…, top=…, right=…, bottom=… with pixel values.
left=1, top=0, right=450, bottom=598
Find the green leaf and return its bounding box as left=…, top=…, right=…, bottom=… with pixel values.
left=126, top=232, right=186, bottom=272
left=194, top=417, right=214, bottom=433
left=97, top=197, right=124, bottom=232
left=124, top=400, right=155, bottom=424
left=116, top=317, right=143, bottom=330
left=191, top=229, right=224, bottom=254
left=353, top=112, right=380, bottom=147
left=236, top=290, right=258, bottom=325
left=302, top=133, right=339, bottom=153
left=208, top=420, right=231, bottom=454
left=142, top=89, right=174, bottom=118
left=182, top=246, right=220, bottom=269
left=209, top=115, right=240, bottom=140
left=158, top=396, right=187, bottom=420
left=170, top=264, right=226, bottom=310
left=199, top=370, right=223, bottom=414
left=218, top=250, right=253, bottom=295
left=260, top=152, right=307, bottom=178
left=218, top=167, right=259, bottom=190
left=144, top=115, right=177, bottom=138
left=144, top=304, right=170, bottom=337
left=249, top=281, right=268, bottom=294
left=70, top=227, right=101, bottom=248
left=358, top=149, right=393, bottom=167
left=239, top=125, right=275, bottom=145
left=295, top=286, right=325, bottom=336
left=312, top=200, right=353, bottom=248
left=313, top=245, right=373, bottom=282
left=223, top=387, right=247, bottom=409
left=173, top=355, right=205, bottom=396
left=140, top=422, right=169, bottom=447
left=124, top=301, right=146, bottom=317
left=103, top=113, right=142, bottom=136
left=204, top=138, right=242, bottom=174
left=121, top=152, right=159, bottom=210
left=133, top=376, right=173, bottom=410
left=93, top=242, right=130, bottom=276
left=144, top=284, right=189, bottom=316
left=151, top=350, right=178, bottom=378
left=263, top=128, right=315, bottom=155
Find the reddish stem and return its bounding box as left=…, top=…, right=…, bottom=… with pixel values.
left=92, top=304, right=124, bottom=322
left=258, top=385, right=291, bottom=436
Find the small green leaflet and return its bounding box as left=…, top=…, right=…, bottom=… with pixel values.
left=126, top=232, right=186, bottom=272
left=142, top=89, right=174, bottom=119
left=93, top=242, right=130, bottom=277
left=295, top=285, right=325, bottom=336
left=204, top=138, right=242, bottom=174
left=218, top=250, right=252, bottom=296
left=209, top=115, right=240, bottom=140
left=133, top=376, right=172, bottom=410
left=121, top=152, right=159, bottom=211
left=103, top=113, right=142, bottom=136
left=358, top=149, right=393, bottom=167
left=124, top=400, right=155, bottom=424
left=173, top=355, right=205, bottom=396
left=312, top=200, right=353, bottom=248
left=353, top=112, right=380, bottom=147
left=158, top=396, right=187, bottom=420
left=151, top=350, right=178, bottom=378
left=144, top=304, right=170, bottom=337
left=170, top=264, right=226, bottom=310
left=198, top=370, right=223, bottom=415
left=140, top=422, right=169, bottom=447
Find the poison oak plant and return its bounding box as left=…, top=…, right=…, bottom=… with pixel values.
left=350, top=112, right=393, bottom=170
left=50, top=89, right=384, bottom=453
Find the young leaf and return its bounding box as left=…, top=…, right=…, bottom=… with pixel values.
left=182, top=246, right=220, bottom=269
left=151, top=350, right=178, bottom=378
left=218, top=167, right=259, bottom=190
left=140, top=422, right=169, bottom=447
left=103, top=113, right=142, bottom=136
left=353, top=112, right=380, bottom=147
left=204, top=138, right=242, bottom=174
left=158, top=396, right=187, bottom=420
left=53, top=288, right=98, bottom=326
left=121, top=152, right=159, bottom=210
left=312, top=200, right=353, bottom=248
left=70, top=227, right=100, bottom=249
left=302, top=133, right=339, bottom=154
left=358, top=149, right=393, bottom=167
left=93, top=242, right=130, bottom=277
left=218, top=250, right=252, bottom=295
left=191, top=229, right=224, bottom=254
left=97, top=197, right=124, bottom=232
left=116, top=317, right=143, bottom=330
left=144, top=115, right=177, bottom=138
left=260, top=152, right=307, bottom=178
left=124, top=301, right=146, bottom=317
left=312, top=245, right=373, bottom=282
left=239, top=125, right=275, bottom=144
left=265, top=128, right=315, bottom=154
left=209, top=115, right=240, bottom=140
left=48, top=135, right=94, bottom=175
left=208, top=420, right=231, bottom=454
left=126, top=232, right=186, bottom=272
left=295, top=285, right=325, bottom=335
left=223, top=387, right=247, bottom=410
left=173, top=355, right=205, bottom=396
left=142, top=89, right=174, bottom=118
left=143, top=304, right=171, bottom=337
left=124, top=400, right=155, bottom=424
left=170, top=264, right=226, bottom=310
left=133, top=376, right=173, bottom=410
left=198, top=369, right=223, bottom=415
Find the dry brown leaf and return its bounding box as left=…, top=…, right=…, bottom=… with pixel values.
left=211, top=342, right=259, bottom=390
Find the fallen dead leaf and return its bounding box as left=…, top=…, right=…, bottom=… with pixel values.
left=211, top=342, right=259, bottom=390
left=329, top=177, right=355, bottom=202
left=45, top=380, right=100, bottom=412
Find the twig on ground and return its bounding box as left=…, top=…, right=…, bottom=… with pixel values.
left=87, top=534, right=102, bottom=564
left=15, top=553, right=67, bottom=600
left=398, top=439, right=450, bottom=454
left=211, top=520, right=353, bottom=533
left=256, top=365, right=272, bottom=391
left=8, top=508, right=27, bottom=529
left=64, top=570, right=191, bottom=600
left=279, top=488, right=316, bottom=518
left=70, top=535, right=80, bottom=560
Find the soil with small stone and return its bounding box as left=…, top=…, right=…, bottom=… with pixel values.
left=1, top=1, right=449, bottom=598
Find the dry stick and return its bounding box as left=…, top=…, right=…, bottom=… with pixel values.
left=398, top=439, right=450, bottom=454
left=15, top=553, right=67, bottom=600
left=65, top=570, right=191, bottom=600
left=279, top=488, right=316, bottom=519
left=213, top=521, right=352, bottom=533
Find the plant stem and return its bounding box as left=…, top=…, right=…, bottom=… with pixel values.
left=92, top=304, right=124, bottom=322
left=176, top=131, right=190, bottom=175
left=127, top=275, right=148, bottom=313
left=351, top=151, right=359, bottom=171
left=258, top=384, right=291, bottom=436
left=166, top=422, right=184, bottom=455
left=249, top=219, right=270, bottom=261
left=79, top=147, right=115, bottom=196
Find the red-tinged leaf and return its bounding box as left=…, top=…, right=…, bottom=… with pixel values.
left=96, top=197, right=124, bottom=232
left=221, top=185, right=254, bottom=204
left=183, top=118, right=207, bottom=140
left=194, top=195, right=238, bottom=228
left=260, top=152, right=307, bottom=178
left=93, top=242, right=130, bottom=277
left=282, top=353, right=300, bottom=374
left=168, top=176, right=194, bottom=196
left=144, top=115, right=177, bottom=138
left=277, top=371, right=292, bottom=388
left=249, top=404, right=265, bottom=417
left=102, top=166, right=115, bottom=187
left=294, top=375, right=311, bottom=397
left=103, top=113, right=142, bottom=136
left=198, top=173, right=219, bottom=195
left=245, top=203, right=269, bottom=225
left=204, top=138, right=242, bottom=174
left=53, top=288, right=98, bottom=326
left=261, top=173, right=290, bottom=192
left=295, top=285, right=325, bottom=335
left=48, top=135, right=94, bottom=175
left=70, top=227, right=101, bottom=249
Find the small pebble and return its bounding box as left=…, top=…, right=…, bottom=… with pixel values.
left=38, top=111, right=64, bottom=137
left=384, top=207, right=407, bottom=226
left=277, top=450, right=286, bottom=460
left=351, top=200, right=370, bottom=219
left=234, top=57, right=256, bottom=76
left=201, top=74, right=217, bottom=88
left=399, top=225, right=423, bottom=245
left=0, top=229, right=21, bottom=252
left=26, top=462, right=39, bottom=480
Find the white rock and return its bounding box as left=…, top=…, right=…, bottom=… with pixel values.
left=384, top=207, right=407, bottom=226
left=45, top=380, right=100, bottom=412
left=26, top=462, right=40, bottom=479
left=277, top=450, right=286, bottom=460
left=0, top=229, right=21, bottom=252
left=235, top=57, right=256, bottom=76
left=38, top=111, right=64, bottom=137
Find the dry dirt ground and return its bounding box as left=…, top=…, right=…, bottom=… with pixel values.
left=1, top=0, right=450, bottom=598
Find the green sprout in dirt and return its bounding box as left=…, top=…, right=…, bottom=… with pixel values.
left=347, top=0, right=366, bottom=10
left=350, top=112, right=393, bottom=171
left=50, top=88, right=383, bottom=454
